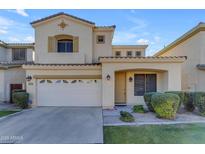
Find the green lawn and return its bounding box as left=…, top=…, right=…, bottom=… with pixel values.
left=0, top=111, right=19, bottom=117
left=104, top=123, right=205, bottom=144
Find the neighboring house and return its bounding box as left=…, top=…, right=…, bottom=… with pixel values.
left=155, top=22, right=205, bottom=92
left=21, top=12, right=185, bottom=109
left=0, top=41, right=34, bottom=102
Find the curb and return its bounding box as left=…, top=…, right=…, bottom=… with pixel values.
left=103, top=120, right=205, bottom=126
left=0, top=108, right=33, bottom=122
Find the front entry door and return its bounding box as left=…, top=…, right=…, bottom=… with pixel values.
left=115, top=72, right=126, bottom=105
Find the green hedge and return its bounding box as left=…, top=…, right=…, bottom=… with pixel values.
left=194, top=92, right=205, bottom=116
left=165, top=91, right=185, bottom=111
left=151, top=93, right=180, bottom=119
left=184, top=92, right=195, bottom=112
left=144, top=92, right=161, bottom=112
left=120, top=111, right=135, bottom=122
left=12, top=92, right=29, bottom=109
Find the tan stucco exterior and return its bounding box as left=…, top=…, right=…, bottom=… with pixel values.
left=112, top=45, right=148, bottom=57
left=0, top=67, right=26, bottom=102
left=0, top=12, right=187, bottom=108
left=155, top=23, right=205, bottom=91
left=34, top=16, right=94, bottom=64
left=99, top=57, right=184, bottom=108
left=0, top=42, right=34, bottom=103
left=23, top=56, right=184, bottom=108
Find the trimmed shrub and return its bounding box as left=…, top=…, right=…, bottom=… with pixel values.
left=184, top=92, right=195, bottom=112
left=144, top=92, right=159, bottom=112
left=12, top=92, right=29, bottom=109
left=151, top=93, right=180, bottom=119
left=194, top=92, right=205, bottom=116
left=165, top=91, right=185, bottom=111
left=120, top=111, right=135, bottom=122
left=132, top=105, right=146, bottom=113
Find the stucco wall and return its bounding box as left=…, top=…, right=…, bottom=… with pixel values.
left=0, top=68, right=25, bottom=102
left=4, top=68, right=26, bottom=102
left=101, top=62, right=182, bottom=109
left=34, top=17, right=93, bottom=64
left=0, top=70, right=5, bottom=101
left=0, top=46, right=7, bottom=62
left=93, top=31, right=113, bottom=63
left=112, top=47, right=146, bottom=57
left=159, top=32, right=204, bottom=91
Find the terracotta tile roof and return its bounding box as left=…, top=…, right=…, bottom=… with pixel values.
left=0, top=61, right=34, bottom=69
left=31, top=12, right=95, bottom=25
left=99, top=56, right=187, bottom=63
left=7, top=43, right=34, bottom=46
left=24, top=63, right=101, bottom=66
left=0, top=61, right=34, bottom=65
left=94, top=25, right=116, bottom=29
left=0, top=40, right=34, bottom=48
left=112, top=45, right=148, bottom=49
left=155, top=22, right=205, bottom=56
left=99, top=56, right=187, bottom=59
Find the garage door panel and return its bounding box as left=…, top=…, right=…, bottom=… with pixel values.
left=37, top=79, right=101, bottom=106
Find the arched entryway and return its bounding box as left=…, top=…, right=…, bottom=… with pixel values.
left=114, top=69, right=168, bottom=106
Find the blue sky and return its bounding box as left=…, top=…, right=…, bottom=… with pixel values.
left=0, top=9, right=205, bottom=55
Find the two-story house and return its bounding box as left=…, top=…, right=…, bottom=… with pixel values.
left=155, top=22, right=205, bottom=92
left=0, top=41, right=34, bottom=102
left=21, top=12, right=185, bottom=109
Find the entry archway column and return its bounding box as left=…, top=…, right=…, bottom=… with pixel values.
left=101, top=63, right=115, bottom=109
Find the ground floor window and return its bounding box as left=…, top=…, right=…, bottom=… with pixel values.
left=134, top=74, right=157, bottom=96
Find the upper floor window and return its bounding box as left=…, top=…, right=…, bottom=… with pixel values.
left=12, top=48, right=26, bottom=61
left=127, top=51, right=132, bottom=57
left=135, top=51, right=141, bottom=57
left=115, top=51, right=121, bottom=57
left=48, top=35, right=79, bottom=53
left=97, top=35, right=105, bottom=44
left=57, top=39, right=73, bottom=53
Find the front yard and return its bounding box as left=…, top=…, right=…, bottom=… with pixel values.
left=104, top=123, right=205, bottom=144
left=0, top=111, right=19, bottom=117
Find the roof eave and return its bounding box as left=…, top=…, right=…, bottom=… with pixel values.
left=112, top=45, right=149, bottom=49
left=99, top=56, right=186, bottom=63
left=31, top=12, right=95, bottom=28
left=154, top=23, right=205, bottom=56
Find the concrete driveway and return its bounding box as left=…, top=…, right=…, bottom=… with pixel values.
left=0, top=107, right=103, bottom=144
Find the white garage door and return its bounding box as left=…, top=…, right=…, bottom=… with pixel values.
left=37, top=79, right=101, bottom=106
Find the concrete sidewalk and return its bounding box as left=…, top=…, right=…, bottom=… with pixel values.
left=103, top=106, right=205, bottom=126
left=0, top=102, right=20, bottom=111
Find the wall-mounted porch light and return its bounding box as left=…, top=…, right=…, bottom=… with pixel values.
left=129, top=77, right=133, bottom=82
left=26, top=75, right=32, bottom=81
left=106, top=74, right=111, bottom=80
